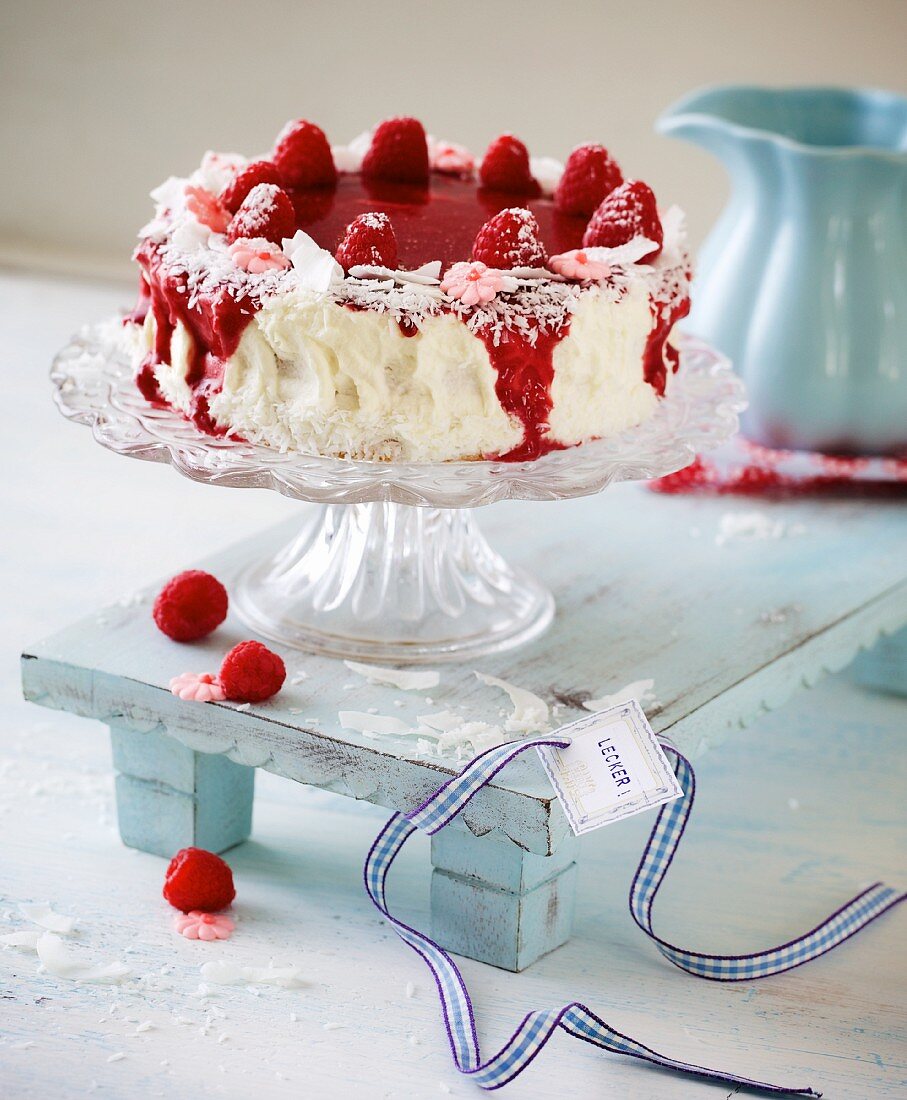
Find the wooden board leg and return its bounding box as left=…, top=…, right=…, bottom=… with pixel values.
left=430, top=825, right=579, bottom=972
left=109, top=724, right=254, bottom=858
left=851, top=626, right=907, bottom=697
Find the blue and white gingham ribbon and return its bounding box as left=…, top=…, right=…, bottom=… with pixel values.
left=364, top=735, right=903, bottom=1094
left=631, top=748, right=903, bottom=980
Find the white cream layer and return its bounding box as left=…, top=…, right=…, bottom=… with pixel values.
left=140, top=277, right=659, bottom=462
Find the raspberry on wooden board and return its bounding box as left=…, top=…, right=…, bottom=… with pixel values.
left=219, top=640, right=286, bottom=703
left=152, top=571, right=228, bottom=642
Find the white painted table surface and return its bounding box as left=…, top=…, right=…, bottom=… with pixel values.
left=1, top=270, right=905, bottom=1099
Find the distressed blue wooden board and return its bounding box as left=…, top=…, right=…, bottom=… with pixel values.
left=21, top=486, right=907, bottom=857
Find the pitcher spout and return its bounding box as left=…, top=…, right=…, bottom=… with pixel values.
left=656, top=86, right=755, bottom=164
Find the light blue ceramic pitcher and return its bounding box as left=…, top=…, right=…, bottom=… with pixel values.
left=658, top=85, right=907, bottom=456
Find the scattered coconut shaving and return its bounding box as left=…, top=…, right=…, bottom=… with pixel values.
left=1, top=929, right=41, bottom=951
left=715, top=511, right=807, bottom=546
left=339, top=711, right=412, bottom=737
left=200, top=960, right=305, bottom=988
left=475, top=672, right=549, bottom=733
left=584, top=679, right=658, bottom=712
left=36, top=933, right=132, bottom=985
left=344, top=661, right=440, bottom=691
left=18, top=902, right=77, bottom=934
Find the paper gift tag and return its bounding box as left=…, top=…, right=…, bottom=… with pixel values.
left=537, top=700, right=682, bottom=835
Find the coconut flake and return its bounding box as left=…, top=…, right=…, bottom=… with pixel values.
left=584, top=239, right=660, bottom=266
left=282, top=230, right=344, bottom=292
left=475, top=673, right=549, bottom=733
left=1, top=930, right=41, bottom=951
left=416, top=710, right=464, bottom=732
left=715, top=512, right=807, bottom=546
left=344, top=661, right=440, bottom=691
left=19, top=902, right=77, bottom=935
left=36, top=933, right=131, bottom=984
left=339, top=711, right=413, bottom=737
left=149, top=175, right=188, bottom=210
left=435, top=721, right=512, bottom=754
left=169, top=217, right=211, bottom=253
left=530, top=156, right=564, bottom=195
left=332, top=130, right=374, bottom=173
left=200, top=960, right=306, bottom=988
left=584, top=679, right=658, bottom=712
left=190, top=150, right=247, bottom=194
left=347, top=261, right=443, bottom=287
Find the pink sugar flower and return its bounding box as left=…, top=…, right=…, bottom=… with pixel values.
left=184, top=185, right=231, bottom=233
left=229, top=237, right=292, bottom=274
left=169, top=671, right=226, bottom=703
left=548, top=249, right=612, bottom=281
left=441, top=261, right=514, bottom=306
left=431, top=141, right=475, bottom=176
left=174, top=911, right=235, bottom=941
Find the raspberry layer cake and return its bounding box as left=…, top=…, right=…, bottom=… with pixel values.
left=127, top=117, right=690, bottom=462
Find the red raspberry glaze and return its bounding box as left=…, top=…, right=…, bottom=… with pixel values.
left=219, top=640, right=286, bottom=702
left=153, top=570, right=228, bottom=642
left=163, top=847, right=235, bottom=913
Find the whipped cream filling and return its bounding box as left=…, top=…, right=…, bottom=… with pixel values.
left=142, top=272, right=666, bottom=461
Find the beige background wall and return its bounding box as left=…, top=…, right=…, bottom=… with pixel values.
left=1, top=0, right=905, bottom=282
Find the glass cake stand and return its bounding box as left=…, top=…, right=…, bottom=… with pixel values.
left=51, top=322, right=745, bottom=663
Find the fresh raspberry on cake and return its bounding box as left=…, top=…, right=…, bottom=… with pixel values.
left=335, top=212, right=399, bottom=271
left=163, top=847, right=235, bottom=913
left=583, top=180, right=663, bottom=259
left=272, top=119, right=337, bottom=188
left=361, top=117, right=430, bottom=185
left=219, top=640, right=286, bottom=702
left=555, top=144, right=623, bottom=216
left=472, top=208, right=547, bottom=269
left=153, top=570, right=228, bottom=642
left=226, top=183, right=296, bottom=245
left=220, top=160, right=283, bottom=213
left=479, top=134, right=539, bottom=194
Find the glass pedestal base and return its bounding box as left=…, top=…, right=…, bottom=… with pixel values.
left=232, top=503, right=555, bottom=663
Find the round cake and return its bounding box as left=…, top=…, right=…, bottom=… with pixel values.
left=126, top=117, right=691, bottom=463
